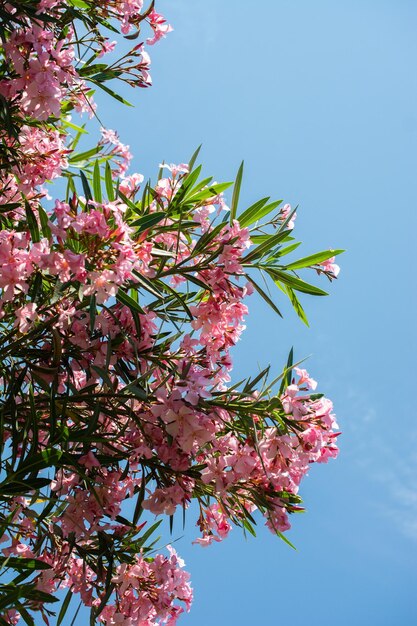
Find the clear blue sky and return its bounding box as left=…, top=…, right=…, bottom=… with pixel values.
left=59, top=1, right=417, bottom=624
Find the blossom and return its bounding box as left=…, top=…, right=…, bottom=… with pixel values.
left=15, top=303, right=37, bottom=333
left=319, top=256, right=341, bottom=278
left=147, top=10, right=174, bottom=45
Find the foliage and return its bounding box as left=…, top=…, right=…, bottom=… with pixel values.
left=0, top=1, right=342, bottom=624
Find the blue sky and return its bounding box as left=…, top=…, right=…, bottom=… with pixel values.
left=110, top=1, right=417, bottom=624
left=46, top=1, right=417, bottom=624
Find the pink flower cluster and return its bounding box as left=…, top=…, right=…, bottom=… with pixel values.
left=99, top=547, right=192, bottom=625
left=0, top=23, right=80, bottom=121
left=0, top=2, right=341, bottom=625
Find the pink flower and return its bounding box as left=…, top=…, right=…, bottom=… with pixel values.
left=146, top=10, right=173, bottom=46
left=98, top=40, right=117, bottom=58
left=78, top=451, right=100, bottom=470
left=319, top=256, right=340, bottom=278
left=15, top=303, right=37, bottom=333
left=295, top=367, right=318, bottom=390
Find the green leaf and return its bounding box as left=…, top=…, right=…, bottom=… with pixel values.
left=267, top=269, right=328, bottom=296
left=68, top=0, right=89, bottom=7
left=79, top=170, right=92, bottom=202
left=282, top=285, right=309, bottom=326
left=187, top=182, right=233, bottom=203
left=230, top=160, right=244, bottom=223
left=188, top=145, right=202, bottom=171
left=182, top=176, right=213, bottom=201
left=242, top=518, right=257, bottom=537
left=132, top=272, right=163, bottom=299
left=180, top=165, right=203, bottom=198
left=105, top=162, right=114, bottom=201
left=246, top=275, right=283, bottom=317
left=24, top=201, right=40, bottom=244
left=14, top=603, right=35, bottom=626
left=0, top=557, right=52, bottom=571
left=276, top=531, right=297, bottom=550
left=238, top=197, right=268, bottom=226
left=239, top=199, right=283, bottom=228
left=91, top=365, right=114, bottom=390
left=57, top=589, right=73, bottom=626
left=78, top=63, right=108, bottom=78
left=191, top=222, right=224, bottom=255
left=69, top=146, right=100, bottom=164
left=0, top=478, right=51, bottom=495
left=284, top=249, right=344, bottom=271
left=275, top=242, right=301, bottom=258
left=278, top=205, right=297, bottom=232
left=89, top=294, right=97, bottom=334
left=282, top=347, right=294, bottom=391
left=122, top=379, right=147, bottom=400
left=38, top=204, right=51, bottom=239
left=14, top=448, right=63, bottom=476
left=243, top=230, right=292, bottom=263
left=93, top=160, right=102, bottom=203
left=155, top=280, right=193, bottom=320
left=131, top=212, right=166, bottom=232
left=90, top=80, right=133, bottom=106
left=116, top=288, right=145, bottom=314
left=133, top=469, right=146, bottom=524
left=62, top=119, right=87, bottom=135
left=136, top=520, right=162, bottom=548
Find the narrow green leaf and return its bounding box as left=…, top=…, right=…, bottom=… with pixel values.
left=93, top=160, right=102, bottom=203
left=131, top=272, right=163, bottom=299
left=267, top=269, right=328, bottom=296
left=69, top=146, right=100, bottom=164
left=276, top=242, right=301, bottom=258
left=105, top=162, right=114, bottom=201
left=277, top=283, right=309, bottom=326
left=238, top=197, right=269, bottom=227
left=284, top=249, right=344, bottom=271
left=0, top=478, right=51, bottom=495
left=122, top=380, right=147, bottom=400
left=116, top=288, right=145, bottom=314
left=24, top=201, right=40, bottom=243
left=188, top=182, right=233, bottom=203
left=278, top=205, right=298, bottom=233
left=155, top=280, right=193, bottom=320
left=136, top=520, right=162, bottom=548
left=62, top=119, right=87, bottom=134
left=180, top=165, right=203, bottom=199
left=78, top=63, right=108, bottom=77
left=79, top=171, right=92, bottom=202
left=89, top=294, right=97, bottom=334
left=90, top=80, right=133, bottom=106
left=0, top=557, right=52, bottom=571
left=38, top=205, right=51, bottom=239
left=242, top=518, right=257, bottom=537
left=133, top=469, right=146, bottom=524
left=283, top=347, right=294, bottom=390
left=276, top=530, right=297, bottom=550
left=91, top=365, right=114, bottom=390
left=57, top=589, right=73, bottom=626
left=239, top=198, right=284, bottom=228
left=243, top=230, right=292, bottom=263
left=131, top=211, right=166, bottom=232
left=188, top=145, right=202, bottom=171
left=14, top=603, right=35, bottom=626
left=246, top=275, right=283, bottom=317
left=68, top=0, right=89, bottom=7
left=230, top=160, right=244, bottom=223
